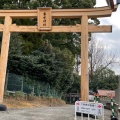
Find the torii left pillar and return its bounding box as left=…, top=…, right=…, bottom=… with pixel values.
left=0, top=16, right=12, bottom=104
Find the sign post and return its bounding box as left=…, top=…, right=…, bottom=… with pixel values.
left=75, top=101, right=104, bottom=120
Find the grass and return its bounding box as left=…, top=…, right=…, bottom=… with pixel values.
left=3, top=96, right=66, bottom=108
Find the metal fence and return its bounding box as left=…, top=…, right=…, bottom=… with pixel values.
left=63, top=93, right=80, bottom=104
left=4, top=73, right=61, bottom=98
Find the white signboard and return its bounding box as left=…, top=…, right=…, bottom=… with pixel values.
left=75, top=101, right=104, bottom=120
left=75, top=101, right=103, bottom=116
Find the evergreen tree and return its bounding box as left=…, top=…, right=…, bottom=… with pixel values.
left=8, top=42, right=74, bottom=94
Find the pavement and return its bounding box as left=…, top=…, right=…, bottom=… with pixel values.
left=0, top=105, right=112, bottom=120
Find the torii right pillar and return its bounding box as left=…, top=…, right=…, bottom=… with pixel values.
left=81, top=15, right=89, bottom=101
left=80, top=4, right=119, bottom=101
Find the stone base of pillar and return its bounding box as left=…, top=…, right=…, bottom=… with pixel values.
left=110, top=118, right=118, bottom=120
left=0, top=104, right=7, bottom=111
left=110, top=115, right=118, bottom=120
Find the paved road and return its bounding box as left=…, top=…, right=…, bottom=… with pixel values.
left=0, top=105, right=111, bottom=120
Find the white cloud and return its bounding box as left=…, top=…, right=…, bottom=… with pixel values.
left=93, top=1, right=120, bottom=74
left=95, top=0, right=107, bottom=7
left=95, top=0, right=116, bottom=7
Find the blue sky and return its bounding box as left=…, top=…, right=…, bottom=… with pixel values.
left=94, top=0, right=120, bottom=74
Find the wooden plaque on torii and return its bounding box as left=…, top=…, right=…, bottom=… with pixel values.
left=37, top=7, right=52, bottom=30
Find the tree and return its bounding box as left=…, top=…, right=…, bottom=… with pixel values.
left=91, top=68, right=118, bottom=90
left=67, top=73, right=80, bottom=93
left=0, top=0, right=99, bottom=55
left=9, top=33, right=23, bottom=55
left=89, top=37, right=117, bottom=91
left=8, top=41, right=75, bottom=94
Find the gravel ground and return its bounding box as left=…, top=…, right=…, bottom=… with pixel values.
left=0, top=105, right=111, bottom=120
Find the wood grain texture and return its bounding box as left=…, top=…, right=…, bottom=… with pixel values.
left=0, top=16, right=12, bottom=103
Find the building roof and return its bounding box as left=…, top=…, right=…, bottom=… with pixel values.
left=98, top=89, right=115, bottom=97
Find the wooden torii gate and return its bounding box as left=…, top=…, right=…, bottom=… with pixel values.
left=0, top=5, right=118, bottom=104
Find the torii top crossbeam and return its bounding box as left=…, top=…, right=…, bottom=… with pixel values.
left=0, top=5, right=118, bottom=104
left=0, top=5, right=117, bottom=18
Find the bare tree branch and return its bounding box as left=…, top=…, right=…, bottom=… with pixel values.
left=88, top=36, right=117, bottom=82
